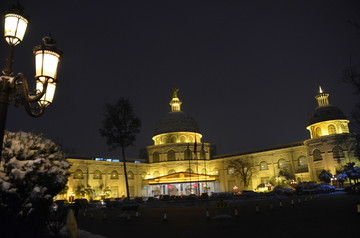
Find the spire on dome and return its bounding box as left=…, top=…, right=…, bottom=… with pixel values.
left=169, top=88, right=182, bottom=112
left=315, top=86, right=330, bottom=107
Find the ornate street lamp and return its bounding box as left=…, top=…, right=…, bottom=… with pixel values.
left=0, top=3, right=63, bottom=154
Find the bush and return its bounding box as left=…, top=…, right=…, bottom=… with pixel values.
left=0, top=131, right=70, bottom=237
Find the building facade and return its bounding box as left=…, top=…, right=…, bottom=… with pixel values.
left=63, top=88, right=358, bottom=200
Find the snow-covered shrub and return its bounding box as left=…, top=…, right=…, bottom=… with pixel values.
left=0, top=131, right=70, bottom=237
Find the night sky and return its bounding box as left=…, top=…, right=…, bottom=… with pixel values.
left=1, top=0, right=359, bottom=159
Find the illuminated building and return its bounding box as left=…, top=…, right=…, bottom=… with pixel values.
left=63, top=88, right=358, bottom=200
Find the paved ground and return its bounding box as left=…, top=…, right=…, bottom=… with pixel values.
left=77, top=193, right=360, bottom=238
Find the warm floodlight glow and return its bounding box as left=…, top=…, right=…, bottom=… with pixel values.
left=4, top=13, right=28, bottom=46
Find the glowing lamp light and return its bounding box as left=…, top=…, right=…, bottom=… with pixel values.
left=34, top=36, right=62, bottom=107
left=4, top=4, right=29, bottom=46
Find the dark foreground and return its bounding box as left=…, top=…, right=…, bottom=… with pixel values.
left=77, top=193, right=360, bottom=238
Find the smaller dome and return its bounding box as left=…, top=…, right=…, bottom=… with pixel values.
left=308, top=105, right=347, bottom=125
left=154, top=111, right=200, bottom=135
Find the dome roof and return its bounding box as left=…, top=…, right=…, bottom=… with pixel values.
left=154, top=111, right=200, bottom=135
left=308, top=105, right=347, bottom=125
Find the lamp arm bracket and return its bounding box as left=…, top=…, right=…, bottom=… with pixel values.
left=24, top=101, right=45, bottom=118
left=14, top=73, right=49, bottom=102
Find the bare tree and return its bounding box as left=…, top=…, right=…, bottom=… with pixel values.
left=227, top=157, right=257, bottom=189
left=99, top=98, right=141, bottom=199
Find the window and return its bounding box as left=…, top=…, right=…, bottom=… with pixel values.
left=153, top=171, right=160, bottom=178
left=153, top=152, right=160, bottom=163
left=313, top=149, right=322, bottom=161
left=73, top=169, right=84, bottom=179
left=110, top=170, right=119, bottom=179
left=128, top=171, right=134, bottom=180
left=170, top=136, right=176, bottom=143
left=180, top=136, right=186, bottom=143
left=278, top=159, right=287, bottom=169
left=333, top=146, right=344, bottom=159
left=260, top=161, right=268, bottom=171
left=213, top=168, right=219, bottom=175
left=184, top=149, right=192, bottom=160
left=201, top=168, right=207, bottom=174
left=167, top=150, right=176, bottom=161
left=227, top=166, right=235, bottom=175
left=93, top=170, right=102, bottom=179
left=168, top=169, right=176, bottom=174
left=186, top=168, right=194, bottom=173
left=298, top=156, right=308, bottom=166
left=315, top=127, right=322, bottom=137
left=328, top=124, right=336, bottom=135
left=200, top=148, right=206, bottom=160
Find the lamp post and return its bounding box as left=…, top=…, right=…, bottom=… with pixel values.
left=0, top=3, right=62, bottom=155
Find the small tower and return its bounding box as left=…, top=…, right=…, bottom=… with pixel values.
left=306, top=86, right=349, bottom=138
left=304, top=87, right=357, bottom=181
left=169, top=88, right=182, bottom=112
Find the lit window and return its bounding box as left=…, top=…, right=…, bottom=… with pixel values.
left=227, top=166, right=235, bottom=175
left=73, top=169, right=84, bottom=179
left=186, top=168, right=193, bottom=173
left=313, top=149, right=322, bottom=161
left=110, top=170, right=119, bottom=179
left=93, top=170, right=102, bottom=179
left=128, top=171, right=134, bottom=180
left=153, top=171, right=160, bottom=178
left=168, top=169, right=176, bottom=174
left=213, top=168, right=219, bottom=175
left=328, top=124, right=336, bottom=135
left=278, top=159, right=287, bottom=169
left=260, top=161, right=268, bottom=170
left=298, top=156, right=308, bottom=166
left=315, top=127, right=322, bottom=137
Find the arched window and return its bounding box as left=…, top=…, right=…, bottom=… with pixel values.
left=313, top=149, right=322, bottom=161
left=180, top=136, right=186, bottom=143
left=333, top=146, right=344, bottom=159
left=213, top=168, right=219, bottom=175
left=201, top=168, right=207, bottom=174
left=186, top=168, right=193, bottom=173
left=328, top=124, right=336, bottom=135
left=73, top=169, right=84, bottom=179
left=315, top=127, right=322, bottom=137
left=170, top=136, right=176, bottom=143
left=227, top=166, right=235, bottom=175
left=184, top=149, right=193, bottom=160
left=153, top=152, right=160, bottom=163
left=141, top=171, right=147, bottom=179
left=110, top=170, right=119, bottom=179
left=168, top=169, right=176, bottom=174
left=167, top=150, right=176, bottom=161
left=298, top=156, right=308, bottom=166
left=153, top=171, right=160, bottom=178
left=260, top=161, right=268, bottom=170
left=278, top=159, right=287, bottom=169
left=128, top=171, right=134, bottom=180
left=93, top=170, right=102, bottom=179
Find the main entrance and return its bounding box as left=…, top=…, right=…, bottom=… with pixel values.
left=145, top=172, right=218, bottom=196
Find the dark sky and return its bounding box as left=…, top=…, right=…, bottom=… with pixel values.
left=1, top=0, right=360, bottom=159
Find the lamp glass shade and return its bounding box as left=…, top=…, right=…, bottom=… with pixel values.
left=4, top=13, right=28, bottom=46
left=35, top=50, right=60, bottom=80
left=36, top=80, right=56, bottom=107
